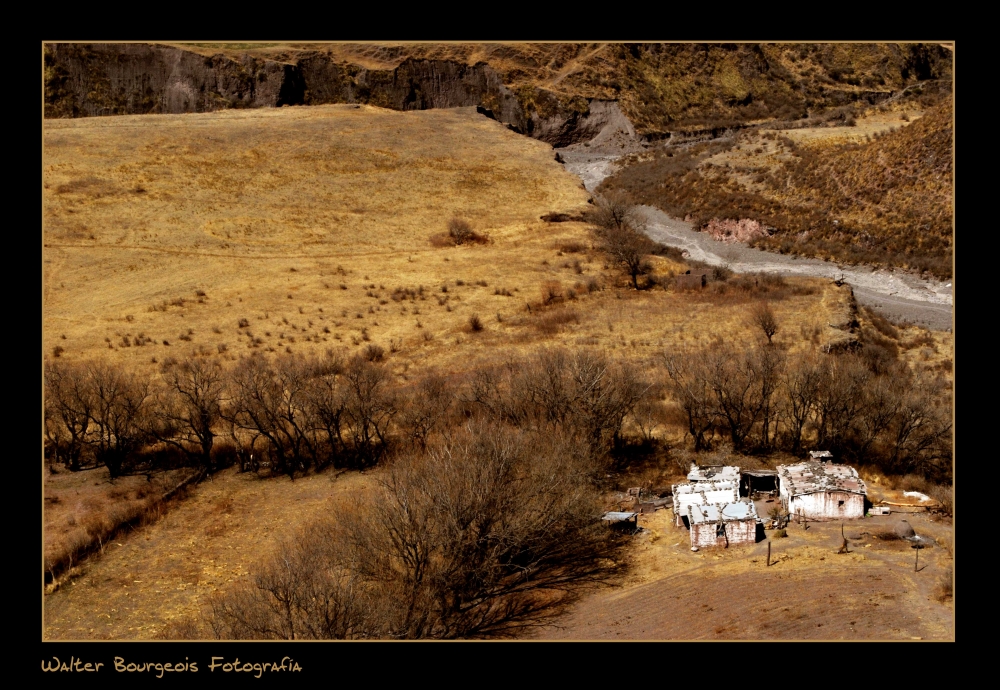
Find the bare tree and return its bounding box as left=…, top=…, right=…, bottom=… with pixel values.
left=663, top=350, right=721, bottom=452
left=86, top=362, right=152, bottom=478
left=399, top=372, right=454, bottom=451
left=751, top=344, right=785, bottom=451
left=750, top=301, right=779, bottom=345
left=226, top=354, right=301, bottom=477
left=341, top=355, right=398, bottom=468
left=44, top=361, right=94, bottom=471
left=564, top=351, right=649, bottom=460
left=588, top=192, right=643, bottom=232
left=303, top=357, right=346, bottom=469
left=209, top=422, right=623, bottom=639
left=814, top=354, right=872, bottom=455
left=152, top=358, right=226, bottom=470
left=780, top=352, right=826, bottom=454
left=595, top=223, right=655, bottom=289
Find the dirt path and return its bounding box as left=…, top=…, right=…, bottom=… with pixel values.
left=534, top=509, right=953, bottom=640
left=559, top=145, right=953, bottom=331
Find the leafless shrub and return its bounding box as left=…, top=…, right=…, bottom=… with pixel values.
left=933, top=568, right=953, bottom=602
left=540, top=280, right=564, bottom=305
left=363, top=344, right=385, bottom=363
left=209, top=422, right=622, bottom=639
left=468, top=314, right=484, bottom=332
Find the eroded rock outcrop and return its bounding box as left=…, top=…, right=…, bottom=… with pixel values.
left=43, top=43, right=624, bottom=148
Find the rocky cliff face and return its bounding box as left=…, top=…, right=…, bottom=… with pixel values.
left=44, top=43, right=297, bottom=118
left=44, top=43, right=616, bottom=147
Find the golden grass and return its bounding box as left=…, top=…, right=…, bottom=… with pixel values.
left=43, top=467, right=373, bottom=640
left=43, top=104, right=849, bottom=380
left=43, top=467, right=196, bottom=575
left=42, top=104, right=861, bottom=639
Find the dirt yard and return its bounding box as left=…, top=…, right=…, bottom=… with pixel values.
left=535, top=508, right=953, bottom=640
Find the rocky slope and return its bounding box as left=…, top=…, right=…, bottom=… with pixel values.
left=44, top=42, right=953, bottom=146
left=44, top=43, right=622, bottom=147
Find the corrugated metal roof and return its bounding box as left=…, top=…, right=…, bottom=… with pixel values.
left=673, top=480, right=739, bottom=496
left=687, top=500, right=758, bottom=525
left=777, top=461, right=867, bottom=497
left=687, top=465, right=741, bottom=483
left=602, top=511, right=638, bottom=522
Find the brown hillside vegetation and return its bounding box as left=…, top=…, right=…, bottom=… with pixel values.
left=602, top=97, right=953, bottom=278
left=58, top=42, right=952, bottom=135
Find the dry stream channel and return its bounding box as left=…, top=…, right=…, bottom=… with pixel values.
left=559, top=145, right=953, bottom=331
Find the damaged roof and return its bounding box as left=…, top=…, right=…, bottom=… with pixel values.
left=602, top=511, right=638, bottom=522
left=673, top=480, right=739, bottom=497
left=687, top=465, right=741, bottom=483
left=687, top=500, right=759, bottom=525
left=777, top=461, right=867, bottom=497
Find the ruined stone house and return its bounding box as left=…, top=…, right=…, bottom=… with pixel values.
left=687, top=500, right=759, bottom=548
left=674, top=270, right=709, bottom=290
left=672, top=479, right=740, bottom=527
left=777, top=461, right=867, bottom=520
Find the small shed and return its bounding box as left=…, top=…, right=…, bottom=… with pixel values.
left=687, top=501, right=759, bottom=548
left=687, top=464, right=741, bottom=484
left=808, top=450, right=836, bottom=463
left=675, top=270, right=709, bottom=290
left=777, top=461, right=867, bottom=520
left=672, top=480, right=740, bottom=527
left=602, top=511, right=639, bottom=531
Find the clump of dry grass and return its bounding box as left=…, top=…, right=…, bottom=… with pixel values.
left=933, top=568, right=953, bottom=602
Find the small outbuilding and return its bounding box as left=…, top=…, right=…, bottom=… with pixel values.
left=687, top=500, right=760, bottom=548
left=675, top=270, right=709, bottom=290
left=672, top=480, right=740, bottom=527
left=777, top=461, right=867, bottom=520
left=809, top=450, right=838, bottom=463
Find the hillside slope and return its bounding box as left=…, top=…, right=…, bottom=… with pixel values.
left=45, top=42, right=952, bottom=139
left=602, top=97, right=953, bottom=278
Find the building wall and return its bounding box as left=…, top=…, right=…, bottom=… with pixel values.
left=690, top=518, right=757, bottom=548
left=789, top=491, right=865, bottom=520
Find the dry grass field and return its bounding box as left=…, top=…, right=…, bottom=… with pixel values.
left=43, top=467, right=373, bottom=640
left=43, top=103, right=854, bottom=379
left=43, top=103, right=932, bottom=641
left=535, top=507, right=953, bottom=640
left=43, top=466, right=197, bottom=579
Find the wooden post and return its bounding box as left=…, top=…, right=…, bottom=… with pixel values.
left=767, top=540, right=771, bottom=567
left=915, top=546, right=920, bottom=572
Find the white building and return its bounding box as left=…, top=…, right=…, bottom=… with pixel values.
left=777, top=461, right=867, bottom=520
left=687, top=500, right=759, bottom=548
left=672, top=480, right=740, bottom=527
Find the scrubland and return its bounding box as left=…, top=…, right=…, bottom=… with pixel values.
left=43, top=103, right=952, bottom=640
